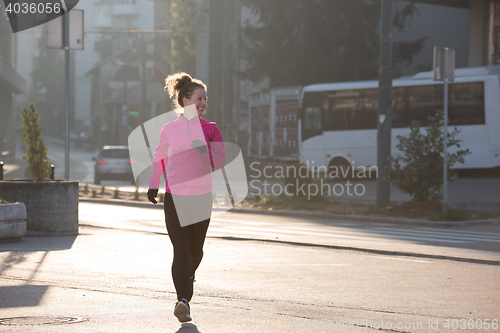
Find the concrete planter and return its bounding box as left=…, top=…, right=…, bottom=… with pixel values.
left=0, top=202, right=27, bottom=242
left=0, top=180, right=79, bottom=236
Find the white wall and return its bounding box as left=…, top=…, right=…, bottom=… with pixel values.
left=15, top=25, right=43, bottom=103
left=74, top=0, right=100, bottom=130
left=73, top=0, right=155, bottom=131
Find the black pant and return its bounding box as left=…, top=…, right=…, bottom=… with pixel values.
left=164, top=192, right=211, bottom=302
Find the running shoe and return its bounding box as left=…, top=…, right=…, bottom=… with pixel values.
left=174, top=298, right=191, bottom=323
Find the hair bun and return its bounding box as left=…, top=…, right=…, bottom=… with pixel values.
left=164, top=71, right=206, bottom=109
left=174, top=74, right=192, bottom=91
left=165, top=72, right=192, bottom=99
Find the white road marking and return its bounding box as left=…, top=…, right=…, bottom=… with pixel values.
left=211, top=218, right=267, bottom=225
left=370, top=227, right=500, bottom=242
left=367, top=256, right=431, bottom=263
left=210, top=226, right=464, bottom=243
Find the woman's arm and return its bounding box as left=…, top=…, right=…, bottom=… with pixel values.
left=149, top=126, right=169, bottom=189
left=207, top=123, right=226, bottom=170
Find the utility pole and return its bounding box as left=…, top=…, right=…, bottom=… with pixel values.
left=376, top=0, right=393, bottom=206
left=64, top=6, right=70, bottom=180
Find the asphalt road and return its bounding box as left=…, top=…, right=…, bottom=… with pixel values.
left=1, top=202, right=499, bottom=332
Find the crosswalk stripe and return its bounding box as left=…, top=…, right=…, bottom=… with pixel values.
left=208, top=229, right=289, bottom=239
left=368, top=227, right=500, bottom=242
left=212, top=218, right=267, bottom=225
left=224, top=224, right=494, bottom=243
left=416, top=226, right=500, bottom=237
left=210, top=226, right=465, bottom=244
left=211, top=217, right=500, bottom=244
left=216, top=219, right=500, bottom=237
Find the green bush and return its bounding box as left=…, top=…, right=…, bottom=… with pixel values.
left=20, top=104, right=51, bottom=181
left=386, top=110, right=470, bottom=202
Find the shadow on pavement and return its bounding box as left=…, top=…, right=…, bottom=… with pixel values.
left=0, top=236, right=77, bottom=309
left=175, top=323, right=201, bottom=333
left=0, top=285, right=49, bottom=308
left=0, top=236, right=77, bottom=254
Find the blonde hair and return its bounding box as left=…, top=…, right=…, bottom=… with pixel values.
left=164, top=72, right=207, bottom=109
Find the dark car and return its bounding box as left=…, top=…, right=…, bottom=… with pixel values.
left=94, top=146, right=135, bottom=184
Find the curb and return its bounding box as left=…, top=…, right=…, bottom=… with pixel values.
left=79, top=197, right=500, bottom=227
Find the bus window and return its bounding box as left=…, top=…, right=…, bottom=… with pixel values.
left=358, top=89, right=378, bottom=130
left=449, top=82, right=485, bottom=125
left=324, top=89, right=377, bottom=131
left=401, top=82, right=485, bottom=128
left=392, top=87, right=409, bottom=128
left=408, top=84, right=443, bottom=126
left=301, top=92, right=327, bottom=140
left=325, top=102, right=352, bottom=131
left=304, top=107, right=322, bottom=130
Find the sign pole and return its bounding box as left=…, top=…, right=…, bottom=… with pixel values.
left=433, top=47, right=454, bottom=215
left=64, top=8, right=70, bottom=180
left=47, top=6, right=84, bottom=180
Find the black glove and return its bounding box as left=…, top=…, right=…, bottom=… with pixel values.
left=191, top=139, right=207, bottom=153
left=148, top=189, right=158, bottom=204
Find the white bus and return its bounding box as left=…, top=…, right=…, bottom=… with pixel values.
left=298, top=66, right=500, bottom=175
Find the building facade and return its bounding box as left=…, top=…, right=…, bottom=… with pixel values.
left=86, top=0, right=170, bottom=147
left=0, top=7, right=26, bottom=155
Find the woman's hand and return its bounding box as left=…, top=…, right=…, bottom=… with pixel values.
left=191, top=139, right=207, bottom=153
left=148, top=189, right=159, bottom=204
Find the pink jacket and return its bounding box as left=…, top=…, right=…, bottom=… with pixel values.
left=149, top=115, right=226, bottom=195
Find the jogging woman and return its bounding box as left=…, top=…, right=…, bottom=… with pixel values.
left=147, top=72, right=225, bottom=323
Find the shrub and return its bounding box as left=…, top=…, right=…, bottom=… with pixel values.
left=20, top=104, right=51, bottom=181
left=386, top=110, right=470, bottom=202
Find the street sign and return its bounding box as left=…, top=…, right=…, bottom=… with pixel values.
left=69, top=9, right=84, bottom=50
left=47, top=9, right=84, bottom=50
left=433, top=47, right=455, bottom=82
